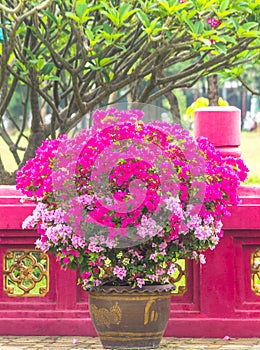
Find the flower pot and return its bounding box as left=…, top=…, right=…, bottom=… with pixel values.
left=88, top=284, right=174, bottom=349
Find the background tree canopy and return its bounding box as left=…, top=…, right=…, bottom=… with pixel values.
left=0, top=0, right=259, bottom=184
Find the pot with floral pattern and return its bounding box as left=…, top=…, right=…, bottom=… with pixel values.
left=88, top=284, right=174, bottom=349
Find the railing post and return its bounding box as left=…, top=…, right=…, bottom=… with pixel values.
left=194, top=106, right=241, bottom=158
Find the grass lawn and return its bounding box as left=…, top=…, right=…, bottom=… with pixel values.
left=240, top=130, right=260, bottom=184
left=0, top=133, right=28, bottom=173
left=0, top=129, right=260, bottom=184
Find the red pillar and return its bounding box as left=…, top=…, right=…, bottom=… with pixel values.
left=194, top=106, right=241, bottom=158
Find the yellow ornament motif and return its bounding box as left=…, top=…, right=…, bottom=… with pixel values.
left=90, top=302, right=122, bottom=328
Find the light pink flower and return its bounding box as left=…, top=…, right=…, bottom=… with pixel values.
left=223, top=335, right=230, bottom=340
left=136, top=278, right=145, bottom=288
left=113, top=266, right=127, bottom=280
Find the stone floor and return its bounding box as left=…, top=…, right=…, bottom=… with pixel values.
left=0, top=337, right=260, bottom=350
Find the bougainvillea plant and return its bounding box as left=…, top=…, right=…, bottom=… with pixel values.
left=16, top=108, right=248, bottom=289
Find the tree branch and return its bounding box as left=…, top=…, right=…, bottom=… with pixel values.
left=0, top=0, right=25, bottom=15
left=20, top=0, right=54, bottom=21
left=237, top=76, right=260, bottom=96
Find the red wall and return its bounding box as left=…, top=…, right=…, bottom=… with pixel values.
left=1, top=185, right=260, bottom=337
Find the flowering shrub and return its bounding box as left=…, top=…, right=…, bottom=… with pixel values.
left=16, top=108, right=248, bottom=289
left=207, top=17, right=222, bottom=29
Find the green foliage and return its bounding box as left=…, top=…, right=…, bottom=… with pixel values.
left=7, top=85, right=25, bottom=119
left=1, top=0, right=259, bottom=87
left=245, top=176, right=260, bottom=185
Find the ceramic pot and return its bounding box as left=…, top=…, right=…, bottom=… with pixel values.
left=88, top=284, right=174, bottom=349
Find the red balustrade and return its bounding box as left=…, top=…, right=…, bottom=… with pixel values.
left=0, top=107, right=260, bottom=337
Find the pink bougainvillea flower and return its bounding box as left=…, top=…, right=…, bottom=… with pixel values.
left=207, top=17, right=222, bottom=29
left=17, top=108, right=248, bottom=289
left=62, top=256, right=70, bottom=265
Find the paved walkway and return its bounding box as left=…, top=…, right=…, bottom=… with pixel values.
left=0, top=337, right=260, bottom=350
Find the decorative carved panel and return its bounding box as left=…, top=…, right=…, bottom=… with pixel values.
left=3, top=250, right=49, bottom=297
left=251, top=249, right=260, bottom=296
left=171, top=259, right=187, bottom=296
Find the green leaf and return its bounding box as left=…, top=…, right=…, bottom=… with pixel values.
left=122, top=9, right=137, bottom=23
left=101, top=70, right=111, bottom=84
left=230, top=66, right=245, bottom=76
left=16, top=25, right=26, bottom=35
left=193, top=21, right=204, bottom=35
left=136, top=11, right=150, bottom=28
left=145, top=18, right=160, bottom=36
left=238, top=30, right=259, bottom=38
left=183, top=17, right=195, bottom=32
left=234, top=4, right=252, bottom=14
left=88, top=63, right=100, bottom=71
left=99, top=57, right=111, bottom=66
left=65, top=11, right=80, bottom=23
left=110, top=32, right=124, bottom=41
left=28, top=59, right=40, bottom=67
left=85, top=28, right=94, bottom=41
left=42, top=75, right=60, bottom=82
left=41, top=62, right=55, bottom=75
left=23, top=47, right=35, bottom=59
left=200, top=38, right=212, bottom=46
left=14, top=61, right=27, bottom=72
left=242, top=22, right=258, bottom=31
left=230, top=17, right=239, bottom=30
left=219, top=0, right=229, bottom=13
left=221, top=35, right=237, bottom=44
left=215, top=42, right=227, bottom=54
left=159, top=1, right=171, bottom=14
left=76, top=2, right=88, bottom=20
left=175, top=2, right=190, bottom=11
left=70, top=262, right=78, bottom=270
left=103, top=23, right=113, bottom=35
left=101, top=6, right=118, bottom=26
left=36, top=46, right=47, bottom=58
left=78, top=256, right=84, bottom=264
left=119, top=4, right=132, bottom=19
left=42, top=10, right=58, bottom=25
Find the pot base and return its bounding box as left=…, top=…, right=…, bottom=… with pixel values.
left=99, top=335, right=162, bottom=349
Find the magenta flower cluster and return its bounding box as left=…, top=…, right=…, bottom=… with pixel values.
left=207, top=17, right=222, bottom=29
left=17, top=108, right=248, bottom=289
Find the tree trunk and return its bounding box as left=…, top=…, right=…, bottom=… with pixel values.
left=0, top=157, right=15, bottom=185
left=207, top=74, right=219, bottom=106
left=20, top=32, right=44, bottom=166
left=164, top=91, right=181, bottom=123
left=159, top=71, right=181, bottom=123
left=20, top=86, right=44, bottom=166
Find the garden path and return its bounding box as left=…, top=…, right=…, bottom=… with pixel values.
left=0, top=337, right=260, bottom=349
